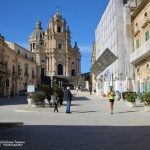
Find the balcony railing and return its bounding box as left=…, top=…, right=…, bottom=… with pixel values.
left=130, top=39, right=150, bottom=63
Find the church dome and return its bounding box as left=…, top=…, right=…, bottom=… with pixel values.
left=53, top=8, right=64, bottom=21
left=30, top=20, right=44, bottom=40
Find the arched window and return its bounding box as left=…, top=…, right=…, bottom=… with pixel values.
left=58, top=64, right=63, bottom=75
left=57, top=26, right=61, bottom=32
left=71, top=69, right=75, bottom=76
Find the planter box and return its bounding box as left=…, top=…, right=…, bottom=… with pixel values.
left=144, top=106, right=150, bottom=112
left=115, top=96, right=120, bottom=101
left=127, top=102, right=136, bottom=108
left=27, top=98, right=34, bottom=107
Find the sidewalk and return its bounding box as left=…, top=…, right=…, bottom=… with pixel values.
left=0, top=91, right=149, bottom=126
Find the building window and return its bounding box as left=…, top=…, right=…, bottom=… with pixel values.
left=18, top=65, right=21, bottom=75
left=32, top=70, right=35, bottom=78
left=41, top=60, right=44, bottom=63
left=31, top=57, right=34, bottom=62
left=24, top=64, right=28, bottom=76
left=58, top=43, right=63, bottom=49
left=58, top=64, right=63, bottom=75
left=18, top=50, right=20, bottom=54
left=25, top=53, right=27, bottom=59
left=41, top=68, right=45, bottom=76
left=145, top=31, right=149, bottom=42
left=136, top=39, right=140, bottom=49
left=12, top=65, right=15, bottom=75
left=57, top=26, right=61, bottom=32
left=6, top=79, right=9, bottom=87
left=33, top=43, right=35, bottom=49
left=71, top=69, right=75, bottom=76
left=72, top=62, right=74, bottom=65
left=30, top=44, right=32, bottom=51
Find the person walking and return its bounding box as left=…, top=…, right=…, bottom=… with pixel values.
left=65, top=87, right=72, bottom=114
left=51, top=92, right=59, bottom=113
left=107, top=86, right=116, bottom=114
left=10, top=89, right=14, bottom=99
left=89, top=86, right=92, bottom=95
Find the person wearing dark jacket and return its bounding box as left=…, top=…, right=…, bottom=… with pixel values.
left=65, top=87, right=72, bottom=113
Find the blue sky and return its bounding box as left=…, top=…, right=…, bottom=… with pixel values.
left=0, top=0, right=109, bottom=73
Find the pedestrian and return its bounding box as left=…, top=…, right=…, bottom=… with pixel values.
left=58, top=88, right=64, bottom=105
left=76, top=86, right=79, bottom=93
left=107, top=86, right=116, bottom=114
left=89, top=86, right=92, bottom=95
left=51, top=92, right=59, bottom=113
left=65, top=87, right=72, bottom=114
left=44, top=95, right=50, bottom=106
left=10, top=89, right=14, bottom=99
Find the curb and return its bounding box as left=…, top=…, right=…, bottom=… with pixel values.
left=0, top=122, right=24, bottom=129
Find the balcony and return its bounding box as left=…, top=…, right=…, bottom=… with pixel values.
left=130, top=39, right=150, bottom=64
left=0, top=62, right=6, bottom=73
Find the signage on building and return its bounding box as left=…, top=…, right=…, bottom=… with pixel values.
left=104, top=70, right=110, bottom=81
left=27, top=85, right=35, bottom=93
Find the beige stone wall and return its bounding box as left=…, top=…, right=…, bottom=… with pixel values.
left=132, top=1, right=150, bottom=51
left=1, top=41, right=37, bottom=96
left=131, top=0, right=150, bottom=92
left=4, top=45, right=17, bottom=96
left=29, top=11, right=81, bottom=82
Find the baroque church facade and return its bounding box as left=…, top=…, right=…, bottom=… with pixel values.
left=29, top=9, right=81, bottom=86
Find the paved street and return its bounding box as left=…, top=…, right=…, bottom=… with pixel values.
left=0, top=91, right=150, bottom=150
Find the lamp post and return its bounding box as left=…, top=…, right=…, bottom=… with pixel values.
left=50, top=76, right=53, bottom=88
left=120, top=73, right=123, bottom=101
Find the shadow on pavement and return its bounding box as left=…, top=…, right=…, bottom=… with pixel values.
left=0, top=96, right=27, bottom=106
left=117, top=110, right=141, bottom=114
left=62, top=104, right=82, bottom=106
left=72, top=110, right=99, bottom=113
left=0, top=125, right=150, bottom=150
left=73, top=96, right=90, bottom=101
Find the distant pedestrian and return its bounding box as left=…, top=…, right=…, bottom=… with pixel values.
left=10, top=89, right=14, bottom=99
left=107, top=86, right=116, bottom=114
left=89, top=86, right=92, bottom=95
left=76, top=87, right=79, bottom=93
left=44, top=96, right=50, bottom=106
left=65, top=87, right=72, bottom=114
left=51, top=92, right=59, bottom=113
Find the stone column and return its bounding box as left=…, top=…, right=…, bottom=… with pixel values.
left=66, top=56, right=69, bottom=76
left=52, top=54, right=56, bottom=76
left=78, top=58, right=81, bottom=75
left=76, top=57, right=78, bottom=77
left=49, top=55, right=52, bottom=75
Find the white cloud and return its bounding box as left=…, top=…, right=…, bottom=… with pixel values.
left=79, top=45, right=92, bottom=54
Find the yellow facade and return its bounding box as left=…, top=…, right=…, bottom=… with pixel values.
left=0, top=35, right=37, bottom=97
left=130, top=0, right=150, bottom=93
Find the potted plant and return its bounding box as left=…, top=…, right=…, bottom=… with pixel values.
left=125, top=92, right=137, bottom=108
left=51, top=84, right=63, bottom=105
left=32, top=92, right=46, bottom=108
left=141, top=92, right=150, bottom=112
left=27, top=92, right=34, bottom=107
left=39, top=85, right=53, bottom=98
